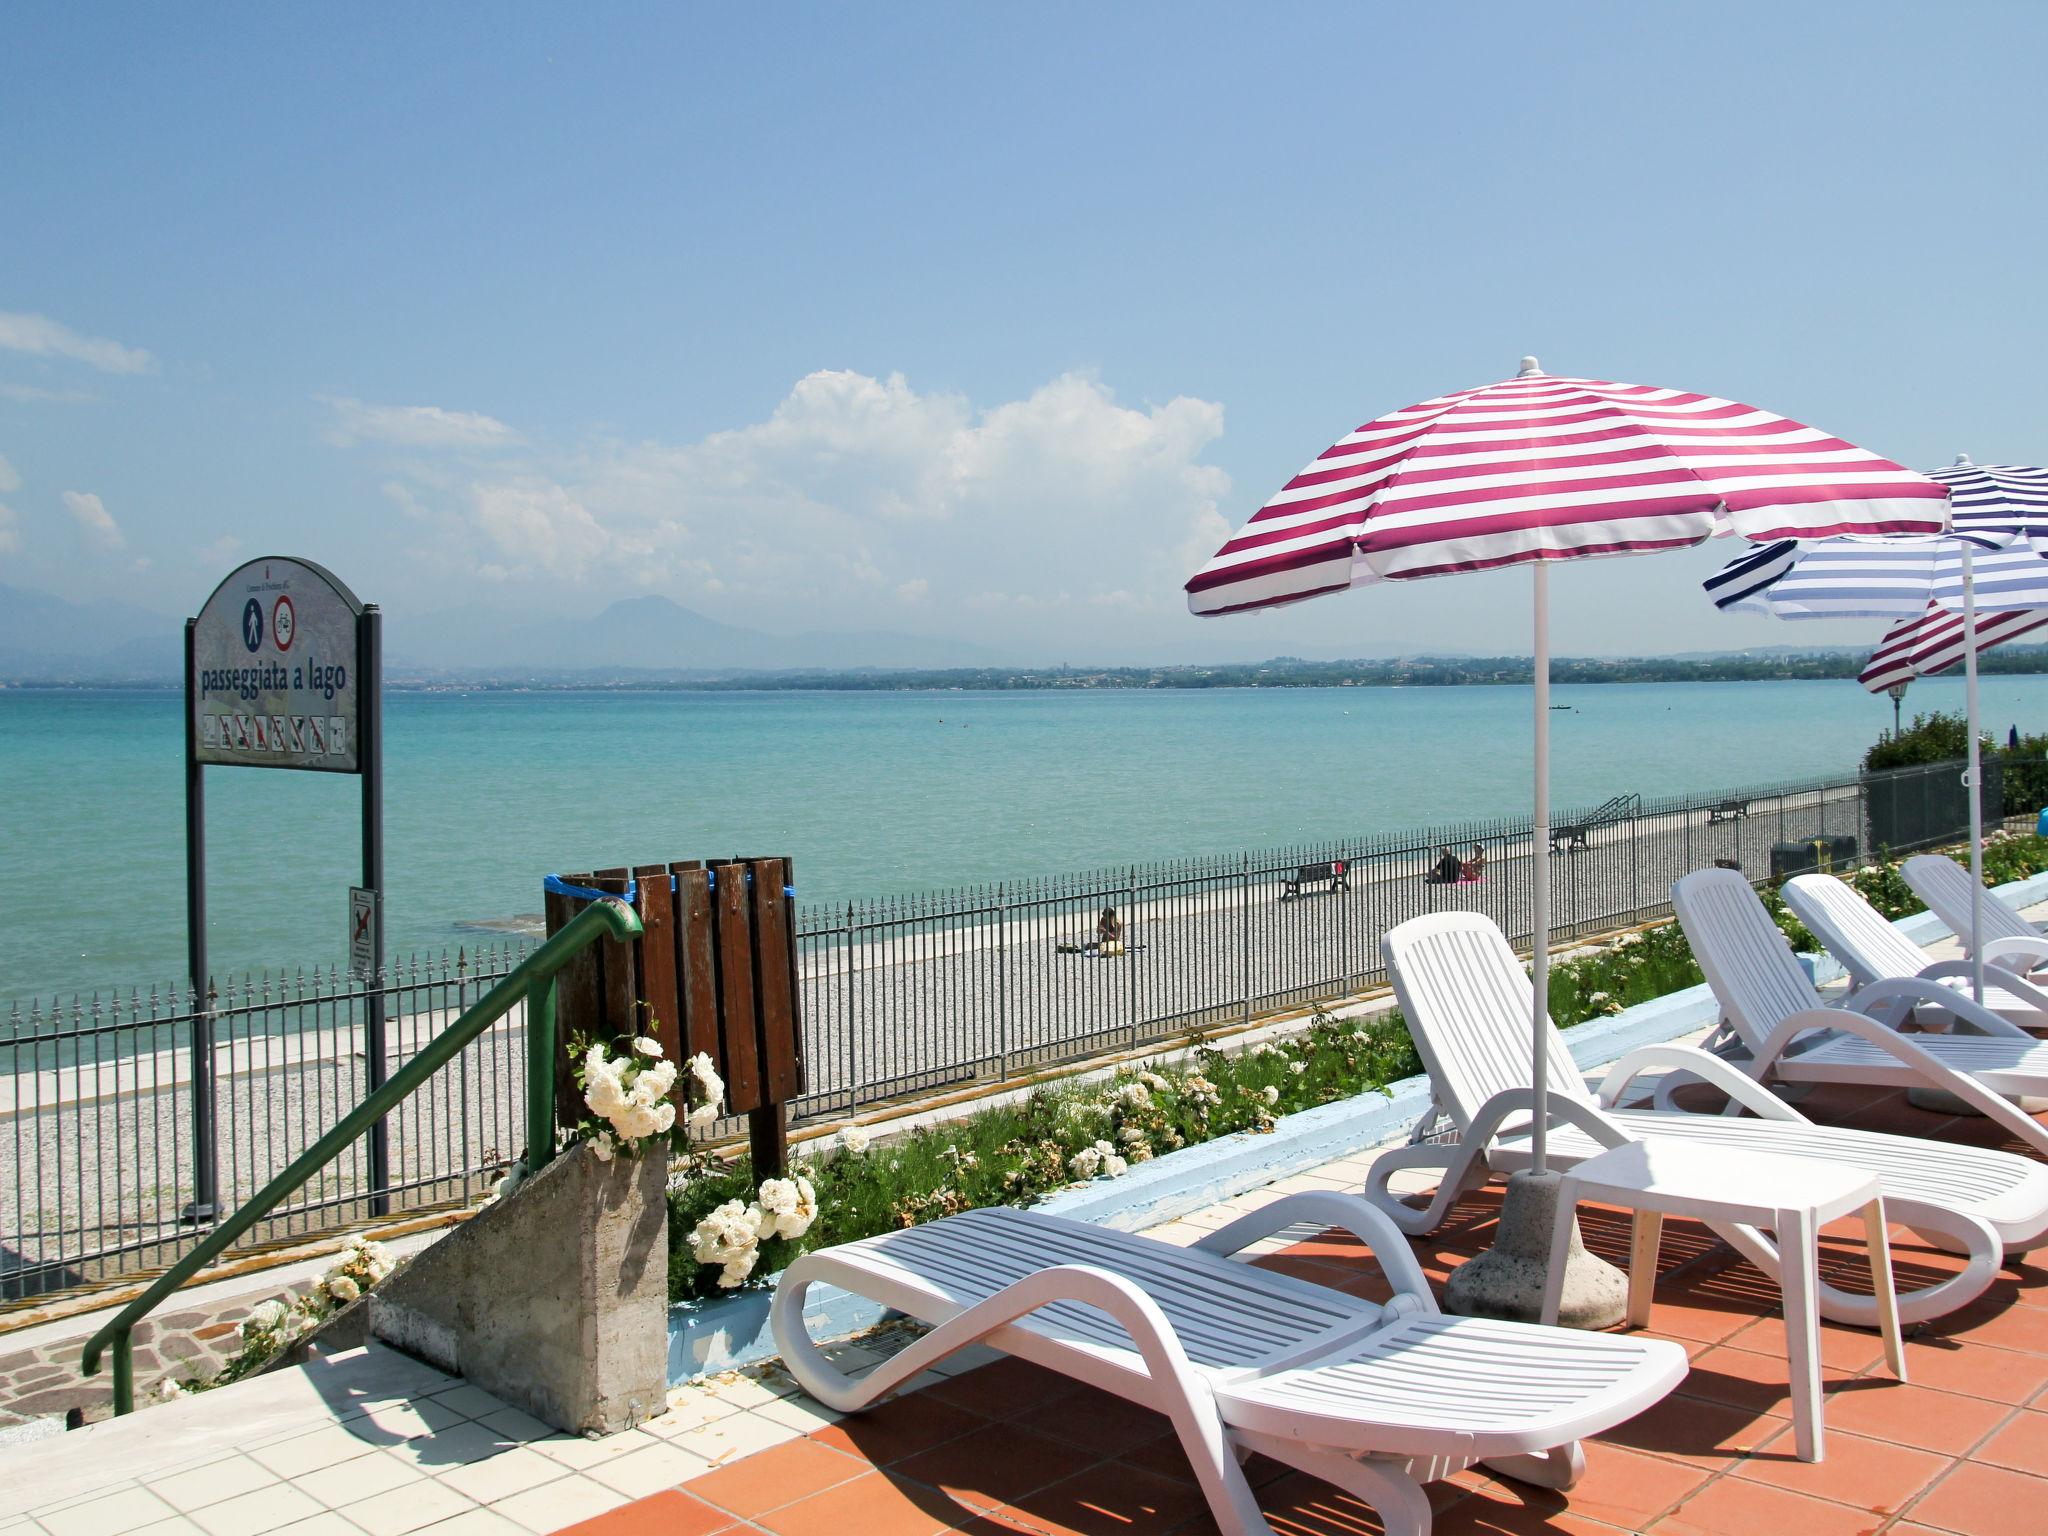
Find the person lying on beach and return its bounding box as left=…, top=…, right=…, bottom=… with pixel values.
left=1459, top=844, right=1487, bottom=881
left=1427, top=846, right=1461, bottom=884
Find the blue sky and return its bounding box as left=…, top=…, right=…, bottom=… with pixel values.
left=3, top=4, right=2045, bottom=664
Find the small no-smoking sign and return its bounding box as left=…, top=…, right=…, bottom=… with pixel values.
left=349, top=886, right=377, bottom=977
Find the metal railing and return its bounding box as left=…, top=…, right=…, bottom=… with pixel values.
left=3, top=753, right=2016, bottom=1303
left=79, top=896, right=641, bottom=1414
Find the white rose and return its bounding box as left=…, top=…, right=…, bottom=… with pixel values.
left=1290, top=1062, right=1307, bottom=1076
left=634, top=1035, right=664, bottom=1057
left=248, top=1299, right=287, bottom=1330
left=327, top=1274, right=361, bottom=1304
left=157, top=1379, right=185, bottom=1401
left=1102, top=1153, right=1129, bottom=1177
left=590, top=1130, right=616, bottom=1163
left=1260, top=1086, right=1280, bottom=1106
left=839, top=1125, right=871, bottom=1155
left=757, top=1179, right=799, bottom=1216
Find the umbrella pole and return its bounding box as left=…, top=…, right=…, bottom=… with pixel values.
left=1440, top=558, right=1624, bottom=1330
left=1963, top=543, right=1986, bottom=1004
left=1531, top=560, right=1551, bottom=1176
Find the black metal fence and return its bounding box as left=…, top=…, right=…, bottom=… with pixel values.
left=0, top=754, right=2012, bottom=1300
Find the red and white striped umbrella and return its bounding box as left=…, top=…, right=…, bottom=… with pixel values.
left=1860, top=601, right=2048, bottom=693
left=1187, top=360, right=1946, bottom=613
left=1185, top=359, right=1946, bottom=1189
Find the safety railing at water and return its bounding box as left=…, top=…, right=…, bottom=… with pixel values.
left=77, top=896, right=642, bottom=1414
left=7, top=753, right=2032, bottom=1304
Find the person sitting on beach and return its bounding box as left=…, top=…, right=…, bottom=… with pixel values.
left=1096, top=905, right=1125, bottom=956
left=1460, top=843, right=1487, bottom=881
left=1429, top=846, right=1461, bottom=884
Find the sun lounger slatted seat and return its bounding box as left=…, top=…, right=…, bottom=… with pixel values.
left=773, top=1200, right=1687, bottom=1536
left=1902, top=853, right=2048, bottom=979
left=1673, top=867, right=2048, bottom=1161
left=1361, top=909, right=2048, bottom=1328
left=1782, top=872, right=2048, bottom=1031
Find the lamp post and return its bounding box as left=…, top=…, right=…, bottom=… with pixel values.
left=1888, top=681, right=1909, bottom=737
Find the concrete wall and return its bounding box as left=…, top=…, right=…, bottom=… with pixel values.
left=369, top=1142, right=669, bottom=1436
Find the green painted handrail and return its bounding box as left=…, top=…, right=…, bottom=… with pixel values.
left=82, top=896, right=641, bottom=1414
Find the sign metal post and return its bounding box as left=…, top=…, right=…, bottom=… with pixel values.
left=184, top=558, right=384, bottom=1226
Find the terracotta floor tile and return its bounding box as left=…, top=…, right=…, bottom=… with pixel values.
left=1646, top=1471, right=1887, bottom=1536
left=1904, top=1460, right=2048, bottom=1536
left=1013, top=1385, right=1176, bottom=1457
left=685, top=1436, right=868, bottom=1518
left=553, top=1488, right=736, bottom=1536
left=1597, top=1387, right=1783, bottom=1468
left=892, top=1422, right=1096, bottom=1511
left=923, top=1357, right=1080, bottom=1418
left=1716, top=1314, right=1887, bottom=1374
left=1274, top=1229, right=1379, bottom=1265
left=978, top=1461, right=1209, bottom=1536
left=1730, top=1424, right=1948, bottom=1515
left=1633, top=1294, right=1754, bottom=1347
left=1520, top=1443, right=1709, bottom=1532
left=1674, top=1344, right=1851, bottom=1421
left=1815, top=1380, right=2011, bottom=1453
left=1921, top=1294, right=2048, bottom=1356
left=1241, top=1468, right=1470, bottom=1536
left=811, top=1390, right=989, bottom=1466
left=1897, top=1337, right=2048, bottom=1403
left=755, top=1469, right=959, bottom=1536
left=1976, top=1408, right=2048, bottom=1474
left=1250, top=1252, right=1363, bottom=1287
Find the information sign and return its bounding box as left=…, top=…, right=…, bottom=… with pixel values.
left=190, top=557, right=363, bottom=772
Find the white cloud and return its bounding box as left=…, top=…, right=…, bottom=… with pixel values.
left=0, top=505, right=17, bottom=555
left=0, top=454, right=18, bottom=494
left=196, top=534, right=241, bottom=566
left=323, top=396, right=519, bottom=449
left=62, top=490, right=127, bottom=552
left=0, top=381, right=95, bottom=404
left=0, top=312, right=153, bottom=375
left=386, top=368, right=1230, bottom=646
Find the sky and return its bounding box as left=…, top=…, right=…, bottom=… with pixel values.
left=3, top=4, right=2046, bottom=666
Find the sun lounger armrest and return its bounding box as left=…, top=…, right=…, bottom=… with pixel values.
left=1595, top=1044, right=1809, bottom=1122
left=1846, top=978, right=2035, bottom=1039
left=1916, top=958, right=2048, bottom=1013
left=1194, top=1191, right=1437, bottom=1307
left=1756, top=1006, right=2048, bottom=1155
left=1984, top=935, right=2048, bottom=974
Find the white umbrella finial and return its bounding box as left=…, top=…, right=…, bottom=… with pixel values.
left=1517, top=356, right=1544, bottom=378
left=1955, top=452, right=1975, bottom=466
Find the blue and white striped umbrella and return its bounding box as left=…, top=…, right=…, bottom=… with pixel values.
left=1702, top=456, right=2048, bottom=1002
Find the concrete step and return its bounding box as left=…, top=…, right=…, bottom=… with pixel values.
left=0, top=1341, right=457, bottom=1523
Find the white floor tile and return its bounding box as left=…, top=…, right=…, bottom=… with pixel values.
left=490, top=1475, right=627, bottom=1535
left=40, top=1488, right=179, bottom=1536
left=526, top=1430, right=660, bottom=1472
left=337, top=1479, right=476, bottom=1536
left=425, top=1387, right=513, bottom=1422
left=387, top=1423, right=517, bottom=1471
left=188, top=1483, right=325, bottom=1536
left=293, top=1448, right=422, bottom=1509
left=470, top=1409, right=553, bottom=1446
left=581, top=1441, right=711, bottom=1499
left=431, top=1447, right=568, bottom=1506
left=753, top=1394, right=843, bottom=1433
left=145, top=1457, right=281, bottom=1515
left=686, top=1411, right=800, bottom=1467
left=412, top=1510, right=528, bottom=1535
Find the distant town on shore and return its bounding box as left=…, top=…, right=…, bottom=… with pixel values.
left=14, top=646, right=2048, bottom=694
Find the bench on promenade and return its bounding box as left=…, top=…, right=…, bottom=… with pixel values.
left=1708, top=797, right=1751, bottom=824
left=1550, top=792, right=1640, bottom=853
left=1280, top=860, right=1349, bottom=899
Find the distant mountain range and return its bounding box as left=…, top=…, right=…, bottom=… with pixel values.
left=0, top=585, right=1014, bottom=682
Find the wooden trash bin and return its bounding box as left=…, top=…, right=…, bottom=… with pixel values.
left=542, top=856, right=805, bottom=1177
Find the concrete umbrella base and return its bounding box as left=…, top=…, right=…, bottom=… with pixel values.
left=1444, top=1170, right=1629, bottom=1330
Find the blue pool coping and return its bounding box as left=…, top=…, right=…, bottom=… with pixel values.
left=667, top=869, right=2048, bottom=1381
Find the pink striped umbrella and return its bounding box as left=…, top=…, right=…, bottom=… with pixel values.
left=1860, top=601, right=2048, bottom=695
left=1186, top=359, right=1946, bottom=1182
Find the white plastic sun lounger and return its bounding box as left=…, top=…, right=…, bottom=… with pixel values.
left=1782, top=872, right=2048, bottom=1031
left=1674, top=867, right=2048, bottom=1161
left=772, top=1201, right=1686, bottom=1536
left=1361, top=910, right=2047, bottom=1327
left=1902, top=853, right=2048, bottom=979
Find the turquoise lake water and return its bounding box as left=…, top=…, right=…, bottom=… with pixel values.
left=7, top=677, right=2048, bottom=1000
